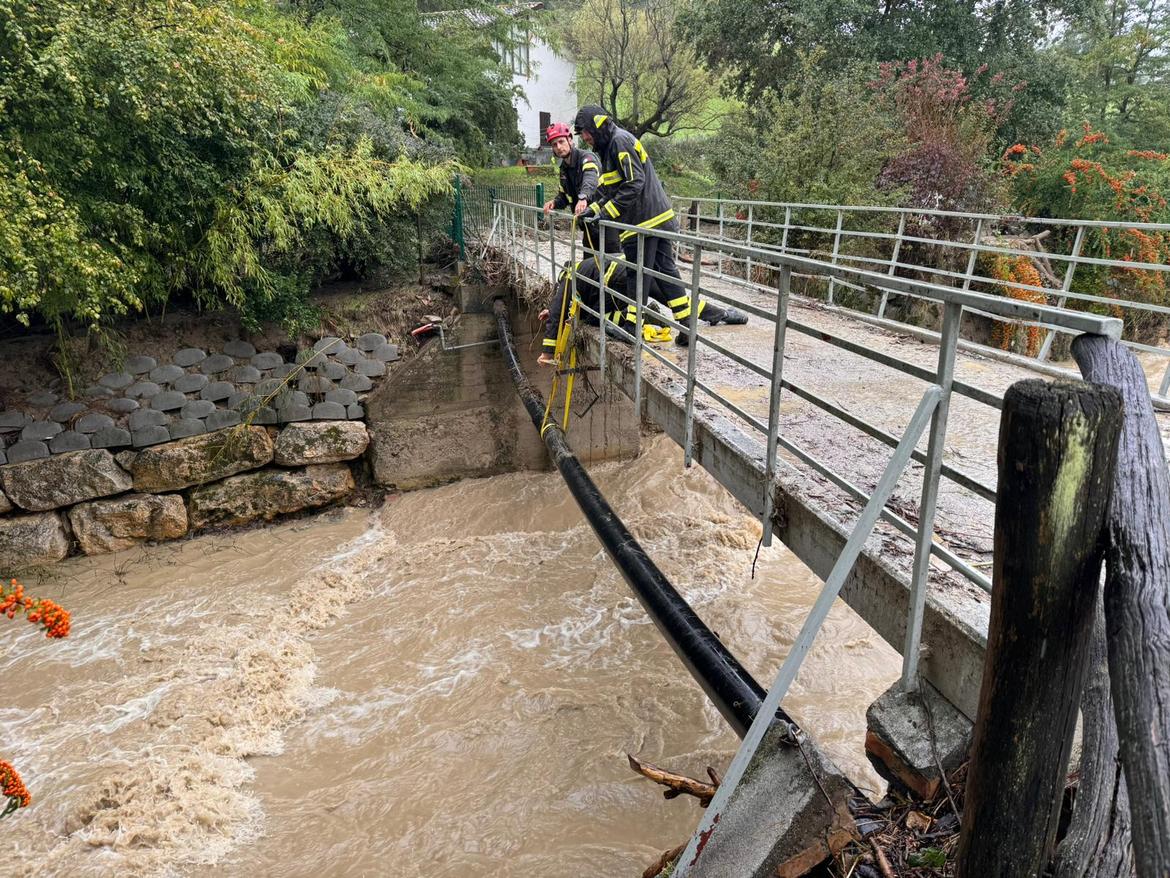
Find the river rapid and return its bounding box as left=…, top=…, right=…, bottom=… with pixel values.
left=1, top=435, right=899, bottom=876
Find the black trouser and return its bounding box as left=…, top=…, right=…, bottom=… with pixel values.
left=580, top=221, right=619, bottom=260
left=620, top=233, right=722, bottom=327
left=542, top=261, right=625, bottom=353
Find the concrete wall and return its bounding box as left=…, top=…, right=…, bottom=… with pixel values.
left=365, top=296, right=639, bottom=490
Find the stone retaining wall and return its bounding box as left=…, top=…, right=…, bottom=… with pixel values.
left=0, top=335, right=397, bottom=464
left=0, top=421, right=369, bottom=568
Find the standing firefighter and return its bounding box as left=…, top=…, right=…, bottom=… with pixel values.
left=573, top=105, right=747, bottom=344
left=542, top=122, right=618, bottom=258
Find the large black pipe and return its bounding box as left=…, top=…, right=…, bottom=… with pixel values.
left=493, top=299, right=771, bottom=738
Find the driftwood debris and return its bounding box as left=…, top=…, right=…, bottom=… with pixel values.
left=643, top=843, right=687, bottom=878
left=630, top=754, right=721, bottom=878
left=1073, top=334, right=1170, bottom=877
left=957, top=379, right=1122, bottom=878
left=627, top=753, right=719, bottom=806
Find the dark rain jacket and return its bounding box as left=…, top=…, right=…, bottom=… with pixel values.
left=551, top=146, right=601, bottom=210
left=573, top=106, right=678, bottom=244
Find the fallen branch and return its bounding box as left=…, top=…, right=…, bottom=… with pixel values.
left=870, top=838, right=896, bottom=878
left=627, top=753, right=718, bottom=806
left=643, top=843, right=687, bottom=878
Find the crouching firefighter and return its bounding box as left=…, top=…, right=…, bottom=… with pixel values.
left=537, top=253, right=673, bottom=366
left=541, top=122, right=618, bottom=258
left=573, top=105, right=747, bottom=344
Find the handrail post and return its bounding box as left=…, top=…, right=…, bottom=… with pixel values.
left=532, top=199, right=541, bottom=276
left=901, top=300, right=963, bottom=690
left=634, top=234, right=646, bottom=416
left=961, top=219, right=984, bottom=290
left=716, top=198, right=726, bottom=277
left=779, top=205, right=792, bottom=254
left=878, top=212, right=907, bottom=318
left=548, top=204, right=556, bottom=283
left=1038, top=224, right=1086, bottom=363
left=683, top=242, right=702, bottom=467
left=745, top=204, right=754, bottom=285
left=761, top=264, right=791, bottom=547
left=598, top=233, right=608, bottom=385
left=569, top=222, right=578, bottom=331
left=452, top=176, right=465, bottom=263
left=827, top=209, right=844, bottom=304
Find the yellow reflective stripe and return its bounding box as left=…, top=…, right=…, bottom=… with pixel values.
left=675, top=306, right=692, bottom=319
left=582, top=161, right=598, bottom=171
left=641, top=208, right=675, bottom=229
left=620, top=208, right=677, bottom=241
left=593, top=114, right=608, bottom=128
left=604, top=262, right=619, bottom=283
left=667, top=294, right=690, bottom=308
left=599, top=171, right=621, bottom=184
left=604, top=201, right=620, bottom=218
left=542, top=338, right=557, bottom=348
left=634, top=139, right=648, bottom=162
left=618, top=151, right=633, bottom=181
left=696, top=299, right=707, bottom=318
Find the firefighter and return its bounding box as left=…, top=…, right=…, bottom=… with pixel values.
left=541, top=121, right=618, bottom=258
left=537, top=252, right=671, bottom=366
left=537, top=253, right=625, bottom=365
left=573, top=105, right=747, bottom=344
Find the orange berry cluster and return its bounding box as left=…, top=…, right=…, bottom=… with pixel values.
left=0, top=760, right=31, bottom=816
left=0, top=579, right=71, bottom=639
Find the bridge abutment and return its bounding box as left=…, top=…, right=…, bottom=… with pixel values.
left=365, top=292, right=638, bottom=490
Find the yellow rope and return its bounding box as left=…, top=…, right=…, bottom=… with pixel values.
left=541, top=216, right=579, bottom=436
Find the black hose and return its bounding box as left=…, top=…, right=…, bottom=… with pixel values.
left=493, top=299, right=770, bottom=738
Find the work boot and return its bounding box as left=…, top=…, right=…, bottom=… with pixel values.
left=603, top=319, right=628, bottom=341
left=674, top=329, right=690, bottom=347
left=704, top=305, right=749, bottom=326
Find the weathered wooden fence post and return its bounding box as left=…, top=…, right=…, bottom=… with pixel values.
left=956, top=379, right=1122, bottom=878
left=1052, top=593, right=1134, bottom=878
left=1073, top=333, right=1170, bottom=877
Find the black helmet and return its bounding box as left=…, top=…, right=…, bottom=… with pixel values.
left=573, top=105, right=613, bottom=145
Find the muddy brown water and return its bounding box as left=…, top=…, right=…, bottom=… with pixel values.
left=2, top=436, right=899, bottom=877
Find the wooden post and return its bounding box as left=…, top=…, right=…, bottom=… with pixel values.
left=1052, top=594, right=1134, bottom=878
left=957, top=379, right=1122, bottom=878
left=1073, top=333, right=1170, bottom=877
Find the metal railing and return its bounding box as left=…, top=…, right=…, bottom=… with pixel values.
left=488, top=198, right=1123, bottom=873
left=673, top=197, right=1170, bottom=396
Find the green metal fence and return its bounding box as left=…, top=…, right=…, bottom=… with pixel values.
left=451, top=177, right=543, bottom=260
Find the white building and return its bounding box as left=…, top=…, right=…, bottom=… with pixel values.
left=500, top=30, right=578, bottom=149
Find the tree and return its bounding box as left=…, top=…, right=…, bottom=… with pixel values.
left=566, top=0, right=719, bottom=138
left=709, top=55, right=905, bottom=207
left=0, top=0, right=483, bottom=347
left=678, top=0, right=1082, bottom=100
left=1061, top=0, right=1170, bottom=146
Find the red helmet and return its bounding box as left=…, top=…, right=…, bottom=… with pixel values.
left=545, top=122, right=572, bottom=144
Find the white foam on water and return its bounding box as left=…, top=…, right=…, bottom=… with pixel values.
left=1, top=515, right=396, bottom=877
